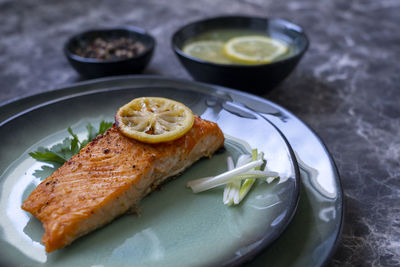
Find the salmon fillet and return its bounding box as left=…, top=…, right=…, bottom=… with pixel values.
left=21, top=116, right=224, bottom=252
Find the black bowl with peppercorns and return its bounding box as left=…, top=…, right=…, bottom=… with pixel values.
left=64, top=27, right=155, bottom=78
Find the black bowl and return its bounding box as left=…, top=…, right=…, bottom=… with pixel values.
left=172, top=16, right=309, bottom=94
left=64, top=27, right=155, bottom=79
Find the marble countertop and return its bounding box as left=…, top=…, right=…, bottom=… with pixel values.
left=1, top=0, right=399, bottom=266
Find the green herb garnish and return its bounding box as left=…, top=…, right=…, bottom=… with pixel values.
left=29, top=121, right=113, bottom=179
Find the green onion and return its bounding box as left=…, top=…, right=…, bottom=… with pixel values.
left=223, top=155, right=251, bottom=205
left=187, top=159, right=264, bottom=193
left=223, top=157, right=238, bottom=205
left=238, top=149, right=261, bottom=202
left=187, top=148, right=280, bottom=205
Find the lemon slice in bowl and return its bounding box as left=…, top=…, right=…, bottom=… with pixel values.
left=224, top=36, right=288, bottom=64
left=116, top=97, right=194, bottom=143
left=182, top=41, right=232, bottom=64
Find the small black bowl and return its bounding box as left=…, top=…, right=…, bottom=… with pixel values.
left=64, top=27, right=155, bottom=79
left=172, top=16, right=309, bottom=94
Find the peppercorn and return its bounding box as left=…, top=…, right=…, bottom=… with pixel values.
left=75, top=37, right=147, bottom=60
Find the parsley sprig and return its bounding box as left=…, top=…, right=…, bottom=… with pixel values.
left=29, top=121, right=113, bottom=179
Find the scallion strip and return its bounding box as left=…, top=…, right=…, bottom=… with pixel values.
left=223, top=157, right=237, bottom=205
left=187, top=159, right=264, bottom=193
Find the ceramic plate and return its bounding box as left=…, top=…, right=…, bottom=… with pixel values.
left=0, top=76, right=343, bottom=266
left=0, top=80, right=301, bottom=266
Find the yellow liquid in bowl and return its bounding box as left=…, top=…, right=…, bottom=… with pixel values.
left=182, top=29, right=293, bottom=65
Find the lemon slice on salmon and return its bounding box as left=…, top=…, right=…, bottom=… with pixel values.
left=115, top=97, right=194, bottom=143
left=224, top=36, right=288, bottom=64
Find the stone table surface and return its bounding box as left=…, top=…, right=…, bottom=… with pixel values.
left=0, top=0, right=399, bottom=266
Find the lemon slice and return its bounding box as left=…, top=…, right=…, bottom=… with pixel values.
left=224, top=36, right=288, bottom=64
left=182, top=41, right=232, bottom=64
left=115, top=97, right=194, bottom=143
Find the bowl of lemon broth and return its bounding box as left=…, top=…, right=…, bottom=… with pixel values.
left=172, top=16, right=308, bottom=93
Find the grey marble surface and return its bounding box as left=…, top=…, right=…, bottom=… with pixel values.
left=0, top=0, right=399, bottom=266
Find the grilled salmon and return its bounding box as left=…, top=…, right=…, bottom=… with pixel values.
left=21, top=116, right=224, bottom=252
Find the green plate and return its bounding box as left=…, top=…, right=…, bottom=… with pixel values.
left=0, top=79, right=301, bottom=266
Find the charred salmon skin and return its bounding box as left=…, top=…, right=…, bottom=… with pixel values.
left=21, top=116, right=224, bottom=252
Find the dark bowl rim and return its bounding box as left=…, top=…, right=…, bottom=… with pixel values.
left=64, top=26, right=156, bottom=64
left=171, top=15, right=309, bottom=69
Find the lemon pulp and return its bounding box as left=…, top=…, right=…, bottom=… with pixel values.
left=115, top=97, right=194, bottom=143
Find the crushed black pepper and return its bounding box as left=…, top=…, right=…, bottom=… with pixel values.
left=75, top=37, right=147, bottom=60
